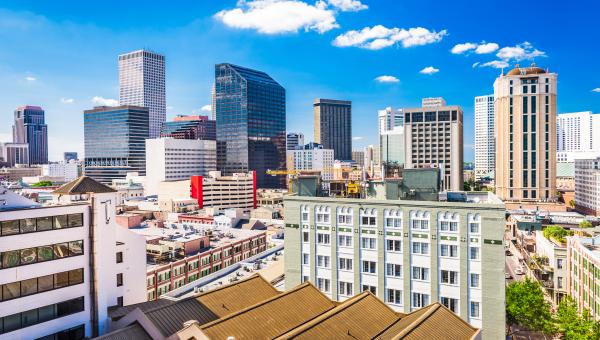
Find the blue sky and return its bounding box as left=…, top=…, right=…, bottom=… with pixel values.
left=0, top=0, right=599, bottom=162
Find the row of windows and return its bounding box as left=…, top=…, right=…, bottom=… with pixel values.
left=0, top=213, right=84, bottom=237
left=0, top=269, right=84, bottom=302
left=0, top=240, right=84, bottom=269
left=0, top=297, right=84, bottom=334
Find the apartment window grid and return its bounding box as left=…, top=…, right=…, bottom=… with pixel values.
left=387, top=289, right=403, bottom=305
left=440, top=243, right=458, bottom=258
left=338, top=234, right=353, bottom=248
left=410, top=211, right=430, bottom=231
left=361, top=236, right=377, bottom=250
left=384, top=209, right=402, bottom=229
left=360, top=208, right=377, bottom=227
left=386, top=263, right=402, bottom=277
left=315, top=206, right=331, bottom=225
left=337, top=207, right=353, bottom=225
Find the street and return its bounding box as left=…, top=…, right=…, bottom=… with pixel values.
left=505, top=241, right=526, bottom=284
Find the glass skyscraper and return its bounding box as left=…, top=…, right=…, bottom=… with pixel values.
left=214, top=63, right=286, bottom=188
left=12, top=105, right=48, bottom=165
left=83, top=105, right=149, bottom=184
left=313, top=99, right=352, bottom=161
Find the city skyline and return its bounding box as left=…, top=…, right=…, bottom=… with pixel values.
left=0, top=1, right=599, bottom=162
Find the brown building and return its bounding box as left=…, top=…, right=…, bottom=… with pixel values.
left=494, top=63, right=557, bottom=201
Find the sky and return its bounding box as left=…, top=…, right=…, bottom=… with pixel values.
left=0, top=0, right=599, bottom=162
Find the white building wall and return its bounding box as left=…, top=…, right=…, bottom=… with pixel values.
left=474, top=95, right=495, bottom=180
left=286, top=148, right=334, bottom=180
left=557, top=111, right=600, bottom=162
left=41, top=162, right=79, bottom=182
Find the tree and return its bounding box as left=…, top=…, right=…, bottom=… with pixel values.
left=569, top=199, right=576, bottom=208
left=579, top=220, right=593, bottom=228
left=543, top=225, right=574, bottom=243
left=31, top=180, right=53, bottom=187
left=556, top=297, right=600, bottom=339
left=506, top=278, right=555, bottom=334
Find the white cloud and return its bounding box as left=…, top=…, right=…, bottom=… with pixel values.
left=201, top=104, right=212, bottom=112
left=471, top=62, right=480, bottom=68
left=479, top=60, right=509, bottom=69
left=328, top=0, right=367, bottom=11
left=451, top=42, right=476, bottom=54
left=25, top=76, right=36, bottom=81
left=60, top=98, right=74, bottom=104
left=352, top=136, right=364, bottom=141
left=496, top=42, right=545, bottom=61
left=333, top=25, right=447, bottom=50
left=215, top=0, right=339, bottom=34
left=451, top=41, right=498, bottom=55
left=474, top=42, right=499, bottom=54
left=91, top=96, right=118, bottom=106
left=419, top=66, right=439, bottom=75
left=374, top=75, right=399, bottom=83
left=592, top=88, right=600, bottom=93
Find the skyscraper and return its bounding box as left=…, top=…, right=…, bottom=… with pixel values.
left=214, top=63, right=286, bottom=188
left=378, top=107, right=405, bottom=168
left=12, top=105, right=48, bottom=165
left=556, top=111, right=600, bottom=162
left=494, top=63, right=557, bottom=201
left=83, top=105, right=149, bottom=184
left=119, top=49, right=166, bottom=138
left=403, top=98, right=464, bottom=191
left=314, top=99, right=352, bottom=161
left=286, top=132, right=304, bottom=150
left=474, top=95, right=495, bottom=180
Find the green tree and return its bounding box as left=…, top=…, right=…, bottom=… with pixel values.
left=556, top=297, right=600, bottom=339
left=543, top=225, right=574, bottom=243
left=579, top=220, right=593, bottom=228
left=506, top=278, right=555, bottom=334
left=31, top=180, right=53, bottom=187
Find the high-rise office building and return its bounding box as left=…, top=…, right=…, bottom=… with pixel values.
left=160, top=115, right=216, bottom=140
left=12, top=105, right=48, bottom=165
left=286, top=132, right=304, bottom=150
left=403, top=98, right=464, bottom=191
left=314, top=99, right=352, bottom=161
left=557, top=111, right=600, bottom=162
left=118, top=49, right=166, bottom=138
left=474, top=95, right=495, bottom=180
left=214, top=63, right=286, bottom=188
left=64, top=152, right=78, bottom=162
left=494, top=63, right=557, bottom=201
left=0, top=143, right=29, bottom=167
left=83, top=106, right=149, bottom=184
left=378, top=107, right=405, bottom=168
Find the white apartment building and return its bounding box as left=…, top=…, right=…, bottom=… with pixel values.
left=287, top=143, right=335, bottom=181
left=42, top=161, right=80, bottom=182
left=575, top=157, right=600, bottom=216
left=378, top=107, right=405, bottom=168
left=145, top=138, right=217, bottom=196
left=474, top=95, right=495, bottom=180
left=0, top=177, right=146, bottom=339
left=118, top=49, right=166, bottom=138
left=557, top=111, right=600, bottom=163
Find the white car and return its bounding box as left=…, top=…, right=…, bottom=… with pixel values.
left=515, top=267, right=524, bottom=275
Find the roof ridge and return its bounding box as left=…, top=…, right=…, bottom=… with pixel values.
left=199, top=281, right=321, bottom=330
left=392, top=303, right=441, bottom=339
left=195, top=273, right=270, bottom=298
left=273, top=291, right=377, bottom=338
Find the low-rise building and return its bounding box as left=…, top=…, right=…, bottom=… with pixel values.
left=0, top=165, right=42, bottom=182
left=42, top=161, right=80, bottom=182
left=0, top=177, right=147, bottom=338
left=535, top=230, right=568, bottom=306
left=575, top=157, right=600, bottom=216
left=567, top=235, right=600, bottom=319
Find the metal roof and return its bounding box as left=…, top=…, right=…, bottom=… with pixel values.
left=95, top=323, right=152, bottom=340
left=53, top=176, right=116, bottom=194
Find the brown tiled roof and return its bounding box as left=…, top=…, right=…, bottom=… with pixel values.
left=196, top=273, right=280, bottom=317
left=274, top=291, right=400, bottom=339
left=198, top=282, right=337, bottom=339
left=373, top=303, right=479, bottom=340
left=53, top=176, right=116, bottom=194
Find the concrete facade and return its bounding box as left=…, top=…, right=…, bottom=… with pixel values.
left=283, top=195, right=505, bottom=339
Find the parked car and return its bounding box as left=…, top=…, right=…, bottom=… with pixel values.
left=505, top=273, right=513, bottom=280
left=515, top=267, right=524, bottom=275
left=505, top=249, right=512, bottom=256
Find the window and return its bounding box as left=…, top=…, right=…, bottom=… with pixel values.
left=317, top=255, right=330, bottom=268
left=440, top=270, right=459, bottom=285
left=316, top=278, right=330, bottom=292
left=339, top=257, right=353, bottom=271
left=361, top=237, right=376, bottom=250
left=0, top=297, right=84, bottom=334
left=557, top=259, right=564, bottom=269
left=302, top=231, right=309, bottom=243
left=470, top=273, right=480, bottom=288
left=362, top=285, right=377, bottom=295
left=385, top=217, right=402, bottom=228
left=411, top=218, right=429, bottom=231
left=116, top=251, right=123, bottom=263
left=317, top=233, right=330, bottom=245
left=441, top=297, right=458, bottom=313
left=0, top=240, right=84, bottom=269
left=412, top=266, right=429, bottom=281
left=316, top=210, right=330, bottom=224
left=440, top=244, right=458, bottom=258
left=439, top=221, right=458, bottom=232
left=302, top=275, right=309, bottom=283
left=469, top=222, right=480, bottom=234
left=116, top=273, right=123, bottom=287
left=339, top=281, right=353, bottom=296
left=470, top=301, right=480, bottom=318
left=302, top=253, right=309, bottom=265
left=387, top=289, right=403, bottom=305
left=362, top=260, right=377, bottom=274
left=338, top=235, right=352, bottom=247
left=386, top=239, right=402, bottom=252
left=411, top=242, right=429, bottom=255
left=412, top=293, right=429, bottom=308
left=386, top=263, right=402, bottom=277
left=361, top=216, right=376, bottom=226
left=469, top=247, right=480, bottom=260
left=337, top=213, right=353, bottom=225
